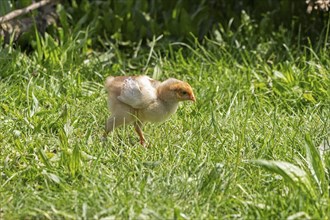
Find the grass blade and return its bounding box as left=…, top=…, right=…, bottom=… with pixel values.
left=305, top=134, right=327, bottom=196
left=254, top=160, right=315, bottom=198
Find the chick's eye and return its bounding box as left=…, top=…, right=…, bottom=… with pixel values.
left=180, top=91, right=188, bottom=96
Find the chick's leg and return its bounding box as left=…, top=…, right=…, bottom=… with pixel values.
left=134, top=121, right=146, bottom=146
left=103, top=117, right=115, bottom=138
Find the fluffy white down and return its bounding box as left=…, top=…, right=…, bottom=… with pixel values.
left=117, top=76, right=157, bottom=109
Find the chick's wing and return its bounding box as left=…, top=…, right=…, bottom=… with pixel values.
left=117, top=76, right=158, bottom=109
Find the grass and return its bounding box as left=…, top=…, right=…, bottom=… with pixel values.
left=1, top=28, right=330, bottom=219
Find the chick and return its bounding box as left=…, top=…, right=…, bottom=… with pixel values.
left=104, top=75, right=195, bottom=145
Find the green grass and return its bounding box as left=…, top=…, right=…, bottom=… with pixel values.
left=1, top=30, right=330, bottom=219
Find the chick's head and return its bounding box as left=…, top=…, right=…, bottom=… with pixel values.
left=170, top=82, right=195, bottom=102
left=159, top=78, right=195, bottom=102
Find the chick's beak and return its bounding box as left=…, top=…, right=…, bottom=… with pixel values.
left=190, top=94, right=196, bottom=102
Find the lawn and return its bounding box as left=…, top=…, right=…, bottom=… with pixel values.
left=1, top=31, right=329, bottom=219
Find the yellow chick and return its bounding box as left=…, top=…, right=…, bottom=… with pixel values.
left=104, top=75, right=195, bottom=145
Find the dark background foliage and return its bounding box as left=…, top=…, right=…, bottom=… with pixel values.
left=1, top=0, right=329, bottom=50
left=65, top=0, right=328, bottom=44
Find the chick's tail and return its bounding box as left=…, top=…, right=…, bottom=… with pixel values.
left=105, top=76, right=115, bottom=91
